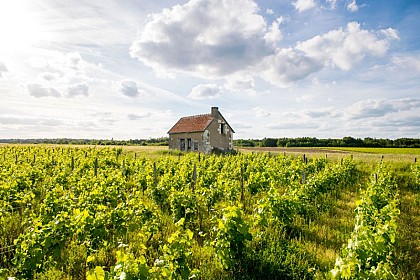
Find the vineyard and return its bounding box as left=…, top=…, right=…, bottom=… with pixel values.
left=0, top=146, right=419, bottom=279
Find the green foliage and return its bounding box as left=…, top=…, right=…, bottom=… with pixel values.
left=331, top=166, right=400, bottom=279
left=212, top=206, right=252, bottom=269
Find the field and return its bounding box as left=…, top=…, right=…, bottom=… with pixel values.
left=0, top=145, right=419, bottom=279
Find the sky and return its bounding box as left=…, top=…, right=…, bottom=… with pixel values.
left=0, top=0, right=419, bottom=140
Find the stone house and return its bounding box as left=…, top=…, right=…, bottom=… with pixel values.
left=168, top=107, right=234, bottom=153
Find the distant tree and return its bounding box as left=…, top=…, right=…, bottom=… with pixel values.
left=261, top=138, right=278, bottom=147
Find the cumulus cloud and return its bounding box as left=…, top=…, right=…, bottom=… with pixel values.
left=130, top=0, right=397, bottom=88
left=130, top=0, right=278, bottom=78
left=346, top=98, right=420, bottom=119
left=119, top=80, right=145, bottom=97
left=0, top=62, right=8, bottom=77
left=293, top=0, right=316, bottom=12
left=27, top=83, right=61, bottom=98
left=297, top=22, right=398, bottom=71
left=347, top=0, right=358, bottom=12
left=261, top=48, right=322, bottom=87
left=67, top=83, right=89, bottom=97
left=189, top=84, right=221, bottom=100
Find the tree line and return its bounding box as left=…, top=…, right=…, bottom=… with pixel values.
left=234, top=137, right=420, bottom=148
left=0, top=137, right=169, bottom=146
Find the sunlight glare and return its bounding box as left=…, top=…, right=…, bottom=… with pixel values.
left=0, top=2, right=43, bottom=54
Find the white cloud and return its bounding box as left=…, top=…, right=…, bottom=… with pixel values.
left=38, top=72, right=61, bottom=81
left=347, top=0, right=358, bottom=12
left=130, top=1, right=398, bottom=89
left=225, top=75, right=255, bottom=91
left=264, top=17, right=284, bottom=45
left=266, top=9, right=274, bottom=15
left=390, top=54, right=420, bottom=72
left=130, top=0, right=278, bottom=78
left=261, top=48, right=322, bottom=87
left=293, top=0, right=316, bottom=13
left=67, top=83, right=89, bottom=97
left=253, top=106, right=271, bottom=118
left=297, top=22, right=397, bottom=71
left=27, top=83, right=61, bottom=98
left=346, top=98, right=420, bottom=119
left=0, top=115, right=62, bottom=126
left=381, top=28, right=400, bottom=40
left=325, top=0, right=337, bottom=10
left=119, top=80, right=145, bottom=98
left=128, top=112, right=153, bottom=120
left=189, top=84, right=221, bottom=100
left=0, top=62, right=8, bottom=77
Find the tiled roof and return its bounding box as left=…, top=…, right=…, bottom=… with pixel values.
left=168, top=114, right=214, bottom=134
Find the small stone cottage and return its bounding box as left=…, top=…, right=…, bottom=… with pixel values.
left=168, top=107, right=234, bottom=153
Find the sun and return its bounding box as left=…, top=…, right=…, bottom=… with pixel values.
left=0, top=2, right=44, bottom=54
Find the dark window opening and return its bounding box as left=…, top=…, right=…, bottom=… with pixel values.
left=180, top=139, right=185, bottom=151
left=220, top=123, right=225, bottom=134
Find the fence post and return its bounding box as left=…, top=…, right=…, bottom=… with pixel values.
left=153, top=162, right=157, bottom=187
left=373, top=173, right=378, bottom=183
left=302, top=170, right=306, bottom=184
left=94, top=158, right=98, bottom=177
left=192, top=164, right=197, bottom=192
left=240, top=165, right=245, bottom=210
left=71, top=156, right=74, bottom=171
left=15, top=154, right=18, bottom=164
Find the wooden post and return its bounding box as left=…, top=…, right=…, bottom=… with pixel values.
left=240, top=165, right=245, bottom=209
left=71, top=157, right=75, bottom=171
left=198, top=152, right=201, bottom=162
left=153, top=162, right=157, bottom=187
left=373, top=173, right=378, bottom=183
left=94, top=158, right=98, bottom=177
left=52, top=156, right=54, bottom=165
left=15, top=154, right=18, bottom=164
left=191, top=164, right=197, bottom=192
left=325, top=154, right=328, bottom=159
left=33, top=154, right=36, bottom=164
left=415, top=158, right=417, bottom=163
left=134, top=153, right=137, bottom=160
left=380, top=155, right=384, bottom=164
left=303, top=154, right=306, bottom=163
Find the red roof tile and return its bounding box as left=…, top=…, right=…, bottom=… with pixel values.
left=168, top=114, right=213, bottom=134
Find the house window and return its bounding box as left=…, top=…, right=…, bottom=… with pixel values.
left=193, top=141, right=199, bottom=151
left=187, top=138, right=192, bottom=151
left=180, top=139, right=185, bottom=151
left=220, top=123, right=225, bottom=134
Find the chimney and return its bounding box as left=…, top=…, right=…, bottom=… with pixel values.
left=211, top=107, right=219, bottom=117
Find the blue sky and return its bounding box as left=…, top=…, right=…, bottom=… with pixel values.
left=0, top=0, right=419, bottom=139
